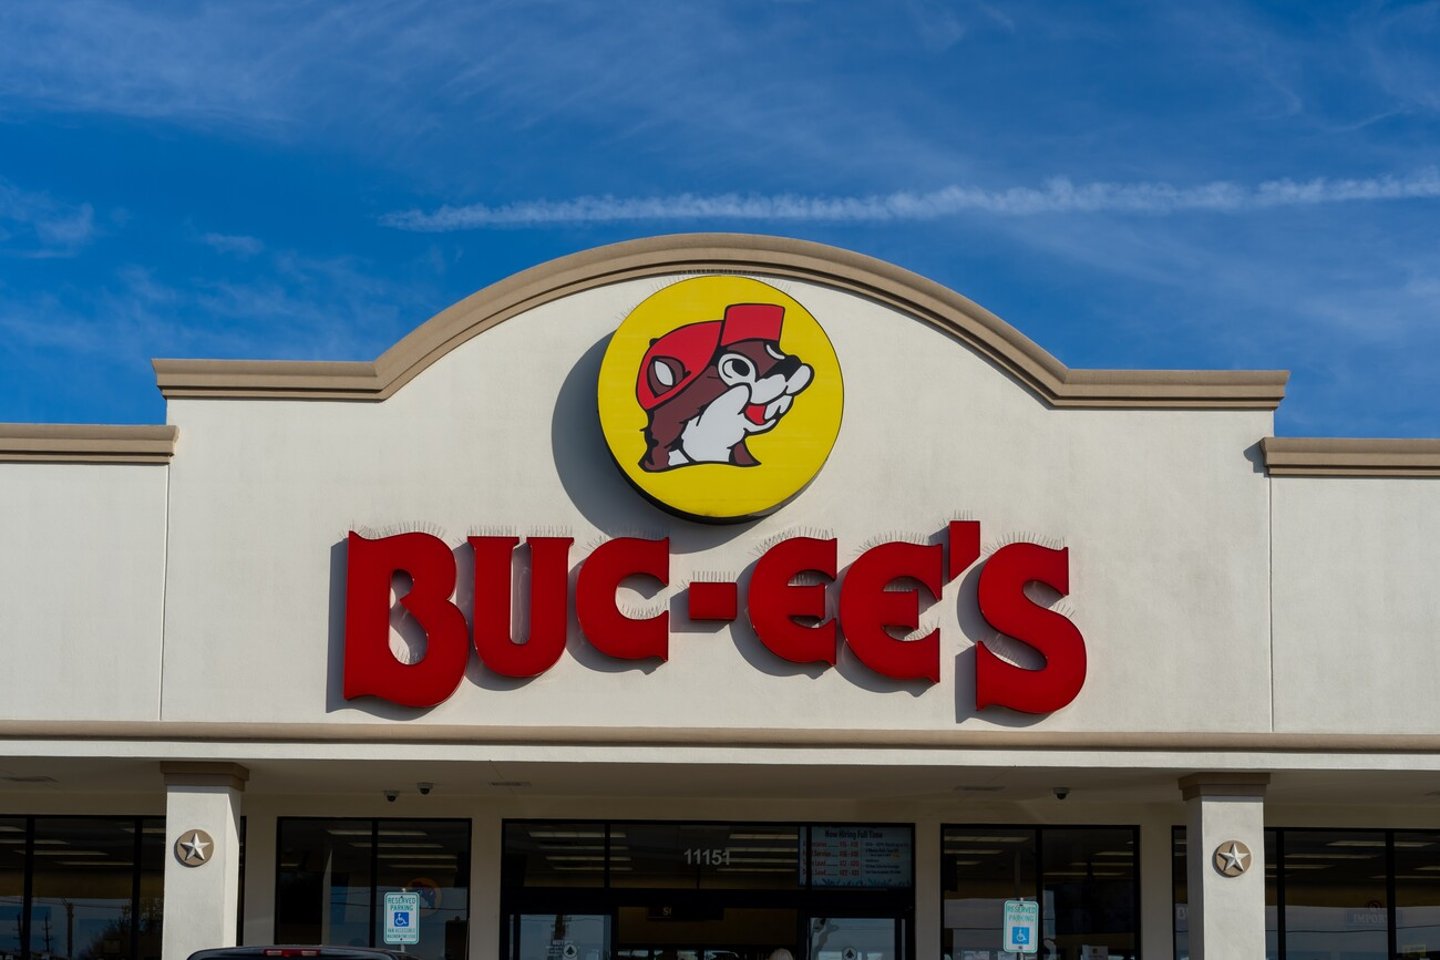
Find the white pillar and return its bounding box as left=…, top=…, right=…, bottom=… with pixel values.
left=241, top=806, right=277, bottom=946
left=469, top=808, right=502, bottom=960
left=1138, top=813, right=1177, bottom=960
left=161, top=762, right=249, bottom=960
left=1179, top=773, right=1268, bottom=960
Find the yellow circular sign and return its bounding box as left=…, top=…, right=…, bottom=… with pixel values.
left=597, top=276, right=843, bottom=521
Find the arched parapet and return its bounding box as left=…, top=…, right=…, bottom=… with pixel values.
left=153, top=233, right=1287, bottom=408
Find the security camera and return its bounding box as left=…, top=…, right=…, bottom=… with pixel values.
left=1053, top=787, right=1070, bottom=800
left=417, top=782, right=434, bottom=796
left=384, top=790, right=399, bottom=803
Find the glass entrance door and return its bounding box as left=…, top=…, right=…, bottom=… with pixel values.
left=502, top=822, right=914, bottom=960
left=513, top=913, right=611, bottom=960
left=615, top=904, right=798, bottom=960
left=806, top=917, right=898, bottom=960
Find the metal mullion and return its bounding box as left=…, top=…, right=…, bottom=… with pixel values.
left=368, top=820, right=379, bottom=948
left=1131, top=825, right=1141, bottom=960
left=604, top=823, right=617, bottom=960
left=1386, top=830, right=1397, bottom=960
left=20, top=817, right=34, bottom=960
left=131, top=817, right=143, bottom=960
left=1275, top=829, right=1286, bottom=959
left=1035, top=828, right=1045, bottom=944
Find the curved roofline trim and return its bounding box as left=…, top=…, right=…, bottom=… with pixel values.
left=153, top=233, right=1289, bottom=409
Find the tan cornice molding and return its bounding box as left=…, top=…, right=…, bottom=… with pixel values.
left=154, top=233, right=1288, bottom=409
left=3, top=721, right=1439, bottom=754
left=1262, top=437, right=1440, bottom=477
left=0, top=424, right=177, bottom=464
left=161, top=761, right=250, bottom=791
left=1178, top=771, right=1270, bottom=800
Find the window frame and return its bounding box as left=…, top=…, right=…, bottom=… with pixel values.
left=272, top=816, right=472, bottom=955
left=940, top=823, right=1143, bottom=960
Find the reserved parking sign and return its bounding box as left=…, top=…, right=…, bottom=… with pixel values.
left=1002, top=899, right=1039, bottom=955
left=384, top=891, right=422, bottom=946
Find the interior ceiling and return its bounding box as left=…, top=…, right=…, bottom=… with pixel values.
left=3, top=755, right=1440, bottom=807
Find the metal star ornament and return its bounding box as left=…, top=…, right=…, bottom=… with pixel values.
left=175, top=829, right=215, bottom=867
left=1213, top=840, right=1252, bottom=877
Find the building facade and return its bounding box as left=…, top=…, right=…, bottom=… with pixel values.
left=2, top=234, right=1439, bottom=960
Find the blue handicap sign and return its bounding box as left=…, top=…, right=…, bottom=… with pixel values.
left=394, top=912, right=410, bottom=927
left=1011, top=928, right=1030, bottom=946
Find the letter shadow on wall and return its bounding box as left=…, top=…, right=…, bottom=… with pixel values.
left=671, top=552, right=829, bottom=682
left=462, top=550, right=669, bottom=692
left=550, top=334, right=763, bottom=550
left=327, top=538, right=447, bottom=718
left=328, top=536, right=669, bottom=716
left=669, top=549, right=939, bottom=696
left=951, top=561, right=1046, bottom=728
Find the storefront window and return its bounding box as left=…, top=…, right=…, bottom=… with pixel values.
left=16, top=817, right=165, bottom=960
left=502, top=823, right=607, bottom=889
left=135, top=822, right=165, bottom=960
left=275, top=819, right=469, bottom=960
left=1395, top=831, right=1440, bottom=956
left=1283, top=829, right=1387, bottom=959
left=941, top=826, right=1137, bottom=960
left=0, top=819, right=25, bottom=959
left=1172, top=827, right=1434, bottom=959
left=613, top=823, right=802, bottom=891
left=941, top=827, right=1036, bottom=956
left=503, top=822, right=913, bottom=960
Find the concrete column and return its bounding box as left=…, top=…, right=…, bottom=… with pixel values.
left=161, top=762, right=249, bottom=960
left=1179, top=773, right=1269, bottom=960
left=913, top=817, right=941, bottom=960
left=1138, top=812, right=1177, bottom=960
left=240, top=804, right=277, bottom=945
left=469, top=807, right=502, bottom=960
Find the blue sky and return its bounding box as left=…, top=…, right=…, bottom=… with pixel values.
left=3, top=0, right=1440, bottom=436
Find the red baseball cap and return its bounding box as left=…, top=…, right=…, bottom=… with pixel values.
left=635, top=303, right=785, bottom=410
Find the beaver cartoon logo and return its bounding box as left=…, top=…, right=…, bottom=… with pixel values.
left=597, top=276, right=843, bottom=521
left=638, top=303, right=814, bottom=472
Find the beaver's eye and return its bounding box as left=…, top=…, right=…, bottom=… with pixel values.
left=718, top=355, right=754, bottom=384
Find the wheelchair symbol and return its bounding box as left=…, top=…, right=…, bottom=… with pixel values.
left=394, top=912, right=410, bottom=928
left=1012, top=928, right=1030, bottom=945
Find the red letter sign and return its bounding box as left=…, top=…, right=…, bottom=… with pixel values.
left=975, top=542, right=1086, bottom=713
left=748, top=537, right=838, bottom=665
left=839, top=541, right=943, bottom=682
left=343, top=531, right=469, bottom=707
left=470, top=536, right=573, bottom=678
left=576, top=537, right=670, bottom=660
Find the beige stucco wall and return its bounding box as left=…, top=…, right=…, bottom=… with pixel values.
left=0, top=462, right=168, bottom=720
left=149, top=274, right=1276, bottom=733
left=1272, top=475, right=1440, bottom=733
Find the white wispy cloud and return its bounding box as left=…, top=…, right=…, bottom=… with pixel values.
left=381, top=169, right=1440, bottom=230
left=199, top=232, right=265, bottom=258
left=0, top=177, right=96, bottom=256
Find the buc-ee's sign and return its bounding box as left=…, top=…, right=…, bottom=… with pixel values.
left=344, top=277, right=1087, bottom=715
left=344, top=521, right=1086, bottom=715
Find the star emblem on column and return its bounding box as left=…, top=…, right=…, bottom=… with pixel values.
left=175, top=829, right=215, bottom=867
left=1213, top=839, right=1252, bottom=877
